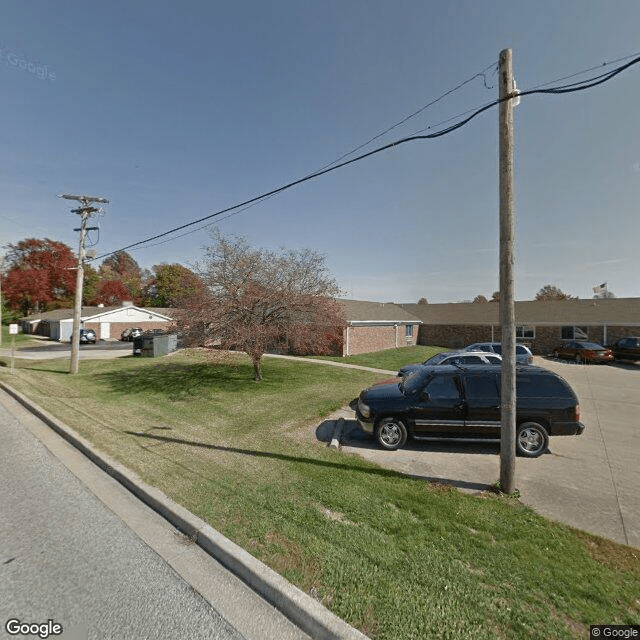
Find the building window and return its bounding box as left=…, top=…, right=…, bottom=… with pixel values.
left=561, top=326, right=588, bottom=340
left=516, top=325, right=535, bottom=339
left=405, top=324, right=414, bottom=338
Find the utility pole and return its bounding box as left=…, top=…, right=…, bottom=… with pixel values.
left=60, top=194, right=109, bottom=374
left=498, top=49, right=518, bottom=494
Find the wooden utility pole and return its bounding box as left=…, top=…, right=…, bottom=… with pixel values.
left=60, top=194, right=109, bottom=374
left=499, top=49, right=518, bottom=493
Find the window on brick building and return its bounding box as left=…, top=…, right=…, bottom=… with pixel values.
left=516, top=325, right=535, bottom=339
left=405, top=324, right=414, bottom=338
left=561, top=326, right=588, bottom=340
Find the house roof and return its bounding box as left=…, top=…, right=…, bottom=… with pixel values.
left=25, top=306, right=175, bottom=322
left=401, top=298, right=640, bottom=326
left=340, top=300, right=422, bottom=324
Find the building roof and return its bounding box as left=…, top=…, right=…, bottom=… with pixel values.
left=401, top=298, right=640, bottom=326
left=25, top=305, right=175, bottom=322
left=340, top=300, right=422, bottom=324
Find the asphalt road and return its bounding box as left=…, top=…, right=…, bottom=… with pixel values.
left=0, top=391, right=311, bottom=640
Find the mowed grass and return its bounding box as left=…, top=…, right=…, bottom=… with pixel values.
left=2, top=350, right=639, bottom=639
left=309, top=344, right=448, bottom=370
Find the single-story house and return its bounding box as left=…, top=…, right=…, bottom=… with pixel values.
left=401, top=297, right=640, bottom=354
left=23, top=302, right=174, bottom=342
left=339, top=300, right=422, bottom=356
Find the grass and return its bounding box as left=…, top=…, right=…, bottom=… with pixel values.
left=0, top=326, right=39, bottom=347
left=308, top=344, right=448, bottom=370
left=2, top=350, right=639, bottom=639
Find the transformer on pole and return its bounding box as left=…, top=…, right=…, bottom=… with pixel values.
left=60, top=194, right=109, bottom=374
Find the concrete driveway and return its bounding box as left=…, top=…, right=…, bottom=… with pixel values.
left=333, top=357, right=640, bottom=549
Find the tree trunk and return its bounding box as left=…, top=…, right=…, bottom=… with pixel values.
left=251, top=354, right=262, bottom=381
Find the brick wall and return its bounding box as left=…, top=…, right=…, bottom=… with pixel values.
left=418, top=324, right=640, bottom=355
left=342, top=324, right=418, bottom=356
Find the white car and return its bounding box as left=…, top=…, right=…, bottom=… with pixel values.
left=397, top=351, right=501, bottom=377
left=463, top=342, right=534, bottom=365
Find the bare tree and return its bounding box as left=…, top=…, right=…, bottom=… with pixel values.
left=473, top=294, right=488, bottom=303
left=178, top=232, right=345, bottom=380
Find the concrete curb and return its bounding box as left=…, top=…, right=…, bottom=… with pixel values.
left=0, top=380, right=369, bottom=640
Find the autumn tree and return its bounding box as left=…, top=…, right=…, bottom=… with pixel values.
left=144, top=263, right=205, bottom=307
left=99, top=251, right=144, bottom=302
left=90, top=280, right=131, bottom=306
left=535, top=285, right=576, bottom=302
left=178, top=232, right=345, bottom=380
left=2, top=238, right=77, bottom=314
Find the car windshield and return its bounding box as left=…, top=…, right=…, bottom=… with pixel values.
left=580, top=342, right=603, bottom=349
left=423, top=352, right=451, bottom=365
left=400, top=368, right=430, bottom=395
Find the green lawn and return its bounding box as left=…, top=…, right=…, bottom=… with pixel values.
left=0, top=325, right=39, bottom=348
left=1, top=350, right=638, bottom=639
left=309, top=344, right=448, bottom=370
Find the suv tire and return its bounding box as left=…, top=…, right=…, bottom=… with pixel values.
left=516, top=422, right=549, bottom=458
left=376, top=418, right=407, bottom=451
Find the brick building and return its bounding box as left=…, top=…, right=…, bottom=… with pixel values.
left=401, top=298, right=640, bottom=354
left=340, top=300, right=422, bottom=356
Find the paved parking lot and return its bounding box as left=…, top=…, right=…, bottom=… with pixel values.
left=336, top=357, right=640, bottom=549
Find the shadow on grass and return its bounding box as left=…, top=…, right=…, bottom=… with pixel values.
left=125, top=430, right=406, bottom=479
left=96, top=360, right=269, bottom=399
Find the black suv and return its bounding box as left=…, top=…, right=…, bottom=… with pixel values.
left=354, top=365, right=584, bottom=457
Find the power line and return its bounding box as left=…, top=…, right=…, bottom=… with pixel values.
left=92, top=53, right=640, bottom=263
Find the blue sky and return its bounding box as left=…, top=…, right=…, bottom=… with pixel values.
left=1, top=1, right=638, bottom=303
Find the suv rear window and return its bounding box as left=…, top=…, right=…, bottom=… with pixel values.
left=465, top=374, right=499, bottom=400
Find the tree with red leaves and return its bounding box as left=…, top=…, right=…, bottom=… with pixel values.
left=178, top=232, right=345, bottom=380
left=99, top=251, right=144, bottom=302
left=91, top=280, right=131, bottom=306
left=3, top=238, right=77, bottom=314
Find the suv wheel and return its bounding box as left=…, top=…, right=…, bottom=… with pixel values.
left=516, top=422, right=549, bottom=458
left=375, top=418, right=407, bottom=451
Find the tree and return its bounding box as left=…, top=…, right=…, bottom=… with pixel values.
left=99, top=251, right=144, bottom=302
left=90, top=280, right=131, bottom=306
left=535, top=285, right=576, bottom=302
left=178, top=232, right=345, bottom=380
left=473, top=295, right=488, bottom=303
left=144, top=263, right=205, bottom=307
left=417, top=297, right=428, bottom=305
left=2, top=238, right=77, bottom=314
left=490, top=291, right=500, bottom=303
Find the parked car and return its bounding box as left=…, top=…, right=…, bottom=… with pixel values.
left=552, top=341, right=613, bottom=364
left=610, top=336, right=640, bottom=362
left=79, top=328, right=97, bottom=344
left=354, top=364, right=584, bottom=457
left=463, top=342, right=534, bottom=365
left=397, top=350, right=501, bottom=377
left=121, top=327, right=143, bottom=341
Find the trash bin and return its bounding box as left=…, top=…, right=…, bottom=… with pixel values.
left=132, top=335, right=144, bottom=356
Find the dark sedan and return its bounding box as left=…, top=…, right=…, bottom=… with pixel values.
left=552, top=341, right=613, bottom=364
left=610, top=337, right=640, bottom=362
